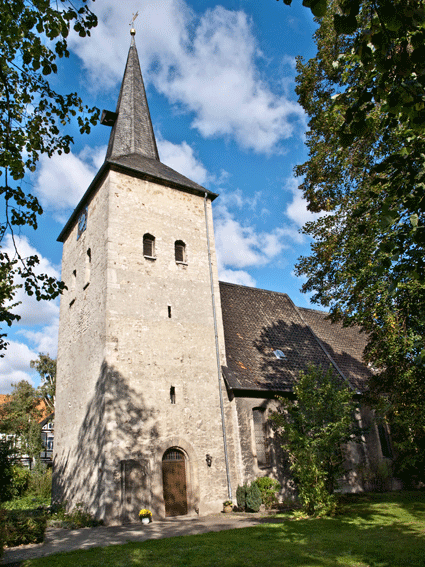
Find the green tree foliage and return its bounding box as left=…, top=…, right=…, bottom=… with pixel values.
left=0, top=438, right=15, bottom=501
left=31, top=353, right=56, bottom=412
left=0, top=381, right=43, bottom=461
left=0, top=0, right=99, bottom=352
left=270, top=365, right=357, bottom=516
left=277, top=0, right=425, bottom=481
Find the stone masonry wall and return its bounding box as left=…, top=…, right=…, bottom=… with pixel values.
left=53, top=174, right=110, bottom=516
left=101, top=171, right=237, bottom=521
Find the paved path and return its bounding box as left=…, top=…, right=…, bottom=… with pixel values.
left=3, top=512, right=285, bottom=565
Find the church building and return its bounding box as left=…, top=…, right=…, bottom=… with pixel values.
left=53, top=31, right=392, bottom=524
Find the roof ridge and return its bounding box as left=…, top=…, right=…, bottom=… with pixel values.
left=218, top=281, right=290, bottom=299
left=298, top=306, right=330, bottom=315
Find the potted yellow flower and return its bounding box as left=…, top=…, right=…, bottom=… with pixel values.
left=223, top=500, right=233, bottom=513
left=139, top=509, right=152, bottom=524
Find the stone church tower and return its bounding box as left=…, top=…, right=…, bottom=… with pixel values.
left=53, top=31, right=238, bottom=523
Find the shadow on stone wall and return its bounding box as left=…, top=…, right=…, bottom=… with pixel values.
left=53, top=361, right=161, bottom=524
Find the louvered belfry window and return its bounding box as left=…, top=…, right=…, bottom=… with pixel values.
left=143, top=234, right=155, bottom=257
left=175, top=240, right=186, bottom=263
left=253, top=408, right=269, bottom=466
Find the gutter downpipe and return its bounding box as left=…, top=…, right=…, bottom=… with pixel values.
left=204, top=192, right=232, bottom=500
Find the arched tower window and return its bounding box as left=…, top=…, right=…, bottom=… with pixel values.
left=143, top=233, right=155, bottom=258
left=252, top=408, right=270, bottom=467
left=175, top=240, right=186, bottom=263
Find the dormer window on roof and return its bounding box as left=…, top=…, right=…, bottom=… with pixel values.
left=274, top=349, right=286, bottom=359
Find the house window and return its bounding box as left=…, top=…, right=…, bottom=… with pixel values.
left=175, top=240, right=186, bottom=263
left=252, top=408, right=270, bottom=466
left=143, top=234, right=155, bottom=258
left=170, top=386, right=176, bottom=404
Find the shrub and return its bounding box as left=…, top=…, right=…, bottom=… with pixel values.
left=358, top=460, right=393, bottom=493
left=27, top=464, right=52, bottom=499
left=270, top=364, right=357, bottom=516
left=3, top=510, right=47, bottom=547
left=50, top=502, right=103, bottom=529
left=254, top=477, right=281, bottom=509
left=245, top=482, right=262, bottom=512
left=0, top=508, right=6, bottom=560
left=0, top=439, right=14, bottom=502
left=11, top=465, right=30, bottom=498
left=236, top=483, right=247, bottom=510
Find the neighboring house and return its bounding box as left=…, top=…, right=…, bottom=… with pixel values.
left=53, top=29, right=394, bottom=525
left=0, top=395, right=54, bottom=467
left=40, top=414, right=55, bottom=466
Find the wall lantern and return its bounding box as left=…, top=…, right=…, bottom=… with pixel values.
left=206, top=454, right=213, bottom=467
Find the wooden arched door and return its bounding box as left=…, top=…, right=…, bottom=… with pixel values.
left=162, top=448, right=188, bottom=517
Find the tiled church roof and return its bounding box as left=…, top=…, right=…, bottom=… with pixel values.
left=219, top=282, right=372, bottom=395
left=299, top=307, right=373, bottom=391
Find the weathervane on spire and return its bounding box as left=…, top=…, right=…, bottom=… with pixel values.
left=129, top=11, right=139, bottom=36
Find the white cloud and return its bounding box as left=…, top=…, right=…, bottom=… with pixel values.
left=2, top=235, right=60, bottom=328
left=213, top=196, right=290, bottom=288
left=214, top=204, right=289, bottom=271
left=0, top=237, right=60, bottom=393
left=0, top=340, right=38, bottom=394
left=218, top=268, right=256, bottom=287
left=215, top=213, right=268, bottom=270
left=158, top=139, right=208, bottom=185
left=34, top=146, right=106, bottom=220
left=18, top=321, right=59, bottom=358
left=69, top=0, right=305, bottom=153
left=284, top=175, right=326, bottom=229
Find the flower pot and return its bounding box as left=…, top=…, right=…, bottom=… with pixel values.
left=141, top=517, right=150, bottom=524
left=223, top=505, right=233, bottom=513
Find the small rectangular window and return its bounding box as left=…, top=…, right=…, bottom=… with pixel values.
left=144, top=239, right=153, bottom=257
left=84, top=248, right=91, bottom=288
left=168, top=305, right=172, bottom=318
left=170, top=386, right=176, bottom=404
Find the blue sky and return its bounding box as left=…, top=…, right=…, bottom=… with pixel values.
left=0, top=0, right=321, bottom=393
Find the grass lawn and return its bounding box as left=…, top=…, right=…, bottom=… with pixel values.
left=19, top=491, right=425, bottom=567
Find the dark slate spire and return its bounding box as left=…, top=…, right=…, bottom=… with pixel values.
left=104, top=30, right=159, bottom=161
left=59, top=29, right=218, bottom=242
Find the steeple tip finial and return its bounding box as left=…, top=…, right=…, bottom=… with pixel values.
left=129, top=11, right=138, bottom=39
